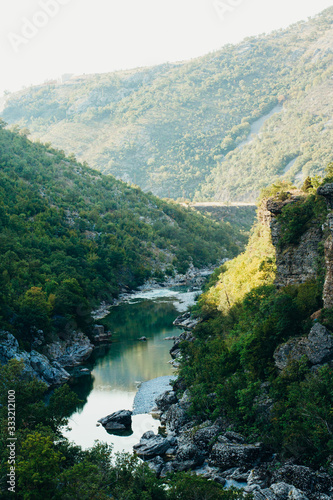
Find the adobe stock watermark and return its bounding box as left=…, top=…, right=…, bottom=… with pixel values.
left=8, top=0, right=73, bottom=53
left=213, top=0, right=245, bottom=21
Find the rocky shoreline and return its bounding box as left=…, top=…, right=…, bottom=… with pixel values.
left=92, top=263, right=217, bottom=320
left=0, top=264, right=216, bottom=387
left=131, top=317, right=333, bottom=499
left=0, top=329, right=94, bottom=387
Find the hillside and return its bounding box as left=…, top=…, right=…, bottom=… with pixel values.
left=1, top=8, right=332, bottom=202
left=0, top=123, right=242, bottom=345
left=173, top=174, right=333, bottom=479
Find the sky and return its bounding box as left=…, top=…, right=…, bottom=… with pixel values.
left=1, top=0, right=332, bottom=96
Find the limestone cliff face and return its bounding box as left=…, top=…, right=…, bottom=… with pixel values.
left=258, top=195, right=323, bottom=289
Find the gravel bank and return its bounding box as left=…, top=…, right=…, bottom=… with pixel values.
left=133, top=375, right=176, bottom=415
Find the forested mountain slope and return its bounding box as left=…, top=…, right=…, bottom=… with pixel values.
left=2, top=8, right=332, bottom=201
left=178, top=175, right=333, bottom=472
left=0, top=124, right=241, bottom=344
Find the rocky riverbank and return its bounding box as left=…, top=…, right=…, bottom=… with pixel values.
left=131, top=324, right=333, bottom=499
left=133, top=376, right=177, bottom=415
left=0, top=263, right=214, bottom=388
left=92, top=263, right=217, bottom=320
left=0, top=329, right=94, bottom=387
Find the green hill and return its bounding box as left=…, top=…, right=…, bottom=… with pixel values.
left=0, top=124, right=242, bottom=344
left=1, top=8, right=332, bottom=201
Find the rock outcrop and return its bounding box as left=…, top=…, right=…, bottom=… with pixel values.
left=274, top=322, right=333, bottom=370
left=317, top=183, right=333, bottom=209
left=169, top=331, right=195, bottom=362
left=323, top=213, right=333, bottom=309
left=155, top=390, right=178, bottom=412
left=43, top=331, right=94, bottom=368
left=0, top=332, right=70, bottom=386
left=135, top=384, right=333, bottom=497
left=173, top=312, right=200, bottom=331
left=259, top=195, right=323, bottom=289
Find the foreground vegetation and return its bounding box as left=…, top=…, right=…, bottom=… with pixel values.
left=178, top=175, right=333, bottom=468
left=0, top=124, right=242, bottom=347
left=0, top=361, right=250, bottom=499
left=2, top=8, right=332, bottom=201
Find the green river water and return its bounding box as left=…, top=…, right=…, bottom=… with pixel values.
left=63, top=287, right=198, bottom=453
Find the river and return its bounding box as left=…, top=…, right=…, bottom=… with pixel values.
left=63, top=286, right=199, bottom=453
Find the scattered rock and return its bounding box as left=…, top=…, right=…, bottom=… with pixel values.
left=271, top=465, right=333, bottom=496
left=252, top=482, right=309, bottom=500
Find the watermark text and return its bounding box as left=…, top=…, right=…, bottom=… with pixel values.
left=8, top=0, right=73, bottom=53
left=7, top=390, right=16, bottom=493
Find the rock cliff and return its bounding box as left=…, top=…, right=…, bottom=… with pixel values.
left=258, top=194, right=323, bottom=289
left=0, top=330, right=94, bottom=387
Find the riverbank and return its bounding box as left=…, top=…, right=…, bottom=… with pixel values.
left=133, top=376, right=176, bottom=415
left=92, top=263, right=218, bottom=320
left=131, top=327, right=333, bottom=500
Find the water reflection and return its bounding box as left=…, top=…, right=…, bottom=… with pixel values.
left=64, top=288, right=197, bottom=452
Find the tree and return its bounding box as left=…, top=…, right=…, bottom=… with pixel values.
left=17, top=433, right=65, bottom=500
left=17, top=287, right=51, bottom=340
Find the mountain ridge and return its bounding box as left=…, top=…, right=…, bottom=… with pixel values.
left=2, top=7, right=332, bottom=201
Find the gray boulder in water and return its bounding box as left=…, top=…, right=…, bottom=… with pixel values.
left=98, top=409, right=132, bottom=431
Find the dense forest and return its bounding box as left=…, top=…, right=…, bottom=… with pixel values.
left=1, top=8, right=332, bottom=201
left=0, top=125, right=250, bottom=499
left=0, top=123, right=242, bottom=348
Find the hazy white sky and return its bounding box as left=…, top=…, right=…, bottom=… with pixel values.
left=1, top=0, right=332, bottom=96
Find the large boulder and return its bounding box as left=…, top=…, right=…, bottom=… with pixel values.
left=274, top=323, right=333, bottom=370
left=209, top=438, right=263, bottom=470
left=133, top=431, right=170, bottom=460
left=98, top=410, right=132, bottom=431
left=192, top=422, right=221, bottom=453
left=29, top=351, right=71, bottom=385
left=172, top=443, right=205, bottom=471
left=163, top=404, right=190, bottom=433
